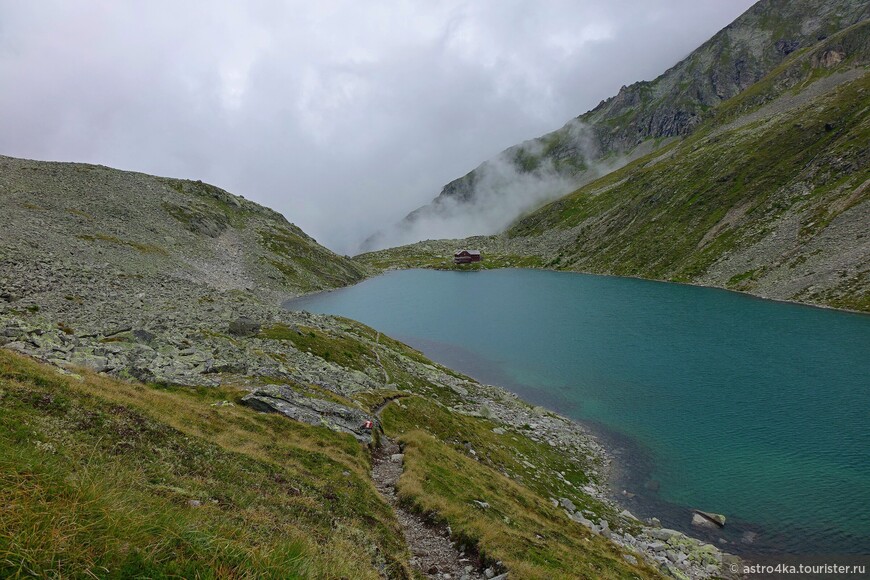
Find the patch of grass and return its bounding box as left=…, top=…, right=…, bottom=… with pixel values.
left=162, top=201, right=229, bottom=238
left=66, top=208, right=94, bottom=220
left=381, top=400, right=660, bottom=579
left=356, top=249, right=545, bottom=272
left=260, top=227, right=368, bottom=291
left=726, top=268, right=762, bottom=290
left=260, top=323, right=374, bottom=373
left=77, top=234, right=165, bottom=255
left=352, top=389, right=407, bottom=414
left=0, top=350, right=410, bottom=578
left=383, top=397, right=616, bottom=520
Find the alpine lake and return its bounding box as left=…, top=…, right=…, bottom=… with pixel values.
left=286, top=268, right=870, bottom=556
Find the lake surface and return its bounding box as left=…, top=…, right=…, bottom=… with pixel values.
left=286, top=269, right=870, bottom=555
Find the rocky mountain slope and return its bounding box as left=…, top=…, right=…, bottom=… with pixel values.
left=359, top=17, right=870, bottom=312
left=364, top=0, right=870, bottom=251
left=0, top=158, right=738, bottom=578
left=0, top=155, right=368, bottom=302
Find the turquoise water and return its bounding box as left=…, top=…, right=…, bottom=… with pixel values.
left=287, top=269, right=870, bottom=555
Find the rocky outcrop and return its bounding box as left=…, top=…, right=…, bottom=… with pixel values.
left=692, top=511, right=727, bottom=529
left=242, top=385, right=376, bottom=443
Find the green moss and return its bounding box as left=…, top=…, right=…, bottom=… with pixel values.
left=513, top=148, right=542, bottom=173
left=260, top=227, right=367, bottom=291
left=726, top=268, right=762, bottom=289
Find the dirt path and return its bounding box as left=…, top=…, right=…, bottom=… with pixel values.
left=372, top=435, right=488, bottom=580
left=368, top=340, right=502, bottom=580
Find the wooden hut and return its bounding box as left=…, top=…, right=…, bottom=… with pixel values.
left=453, top=250, right=482, bottom=264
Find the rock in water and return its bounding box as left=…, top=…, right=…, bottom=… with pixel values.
left=692, top=510, right=726, bottom=528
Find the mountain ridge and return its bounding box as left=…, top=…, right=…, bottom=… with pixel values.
left=364, top=0, right=870, bottom=252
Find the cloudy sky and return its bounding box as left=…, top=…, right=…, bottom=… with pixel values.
left=0, top=0, right=755, bottom=253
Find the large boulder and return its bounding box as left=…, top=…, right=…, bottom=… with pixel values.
left=242, top=385, right=376, bottom=443
left=227, top=316, right=260, bottom=337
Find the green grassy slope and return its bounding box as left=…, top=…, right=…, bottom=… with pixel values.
left=0, top=349, right=409, bottom=578
left=506, top=24, right=870, bottom=310
left=381, top=398, right=655, bottom=579
left=0, top=338, right=663, bottom=578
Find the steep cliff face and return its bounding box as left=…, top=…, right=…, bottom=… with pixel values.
left=365, top=0, right=869, bottom=251
left=583, top=0, right=869, bottom=151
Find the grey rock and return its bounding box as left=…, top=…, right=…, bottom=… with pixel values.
left=692, top=510, right=726, bottom=528
left=619, top=509, right=639, bottom=521
left=569, top=511, right=595, bottom=530
left=558, top=497, right=576, bottom=512
left=69, top=353, right=109, bottom=372
left=647, top=528, right=681, bottom=542
left=132, top=329, right=156, bottom=343
left=228, top=316, right=260, bottom=337
left=241, top=385, right=375, bottom=442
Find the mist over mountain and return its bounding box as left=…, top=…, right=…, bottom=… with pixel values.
left=363, top=0, right=870, bottom=252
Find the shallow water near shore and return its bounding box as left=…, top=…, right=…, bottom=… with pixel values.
left=286, top=268, right=870, bottom=555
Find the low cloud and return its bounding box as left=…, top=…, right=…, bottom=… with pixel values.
left=0, top=0, right=755, bottom=254
left=364, top=119, right=634, bottom=251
